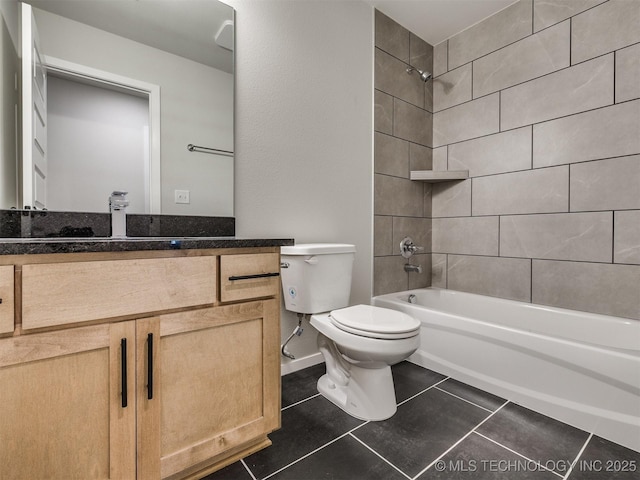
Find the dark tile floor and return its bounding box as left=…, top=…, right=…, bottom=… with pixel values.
left=204, top=362, right=640, bottom=480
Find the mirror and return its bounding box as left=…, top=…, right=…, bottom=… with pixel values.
left=0, top=0, right=234, bottom=216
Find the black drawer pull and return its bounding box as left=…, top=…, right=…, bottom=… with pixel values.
left=228, top=272, right=280, bottom=281
left=121, top=338, right=128, bottom=408
left=147, top=333, right=154, bottom=400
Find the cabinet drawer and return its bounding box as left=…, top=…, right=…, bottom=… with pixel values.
left=220, top=253, right=280, bottom=302
left=0, top=266, right=14, bottom=334
left=22, top=256, right=216, bottom=330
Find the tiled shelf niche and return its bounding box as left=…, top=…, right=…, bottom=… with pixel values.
left=410, top=170, right=469, bottom=182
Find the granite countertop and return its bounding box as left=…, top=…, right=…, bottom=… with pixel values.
left=0, top=209, right=293, bottom=255
left=0, top=237, right=294, bottom=255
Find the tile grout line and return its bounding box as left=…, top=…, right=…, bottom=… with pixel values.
left=411, top=399, right=510, bottom=480
left=569, top=17, right=573, bottom=66
left=240, top=459, right=258, bottom=480
left=474, top=431, right=564, bottom=478
left=611, top=210, right=615, bottom=264
left=349, top=433, right=413, bottom=480
left=431, top=97, right=638, bottom=151
left=434, top=386, right=495, bottom=413
left=424, top=251, right=630, bottom=267
left=259, top=423, right=370, bottom=480
left=281, top=392, right=321, bottom=412
left=435, top=48, right=615, bottom=116
left=530, top=258, right=534, bottom=303
left=397, top=376, right=450, bottom=407
left=562, top=432, right=593, bottom=480
left=445, top=253, right=448, bottom=289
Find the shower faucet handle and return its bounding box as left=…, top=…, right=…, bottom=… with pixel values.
left=400, top=237, right=424, bottom=258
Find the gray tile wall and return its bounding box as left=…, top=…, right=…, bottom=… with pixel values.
left=429, top=0, right=640, bottom=319
left=374, top=10, right=433, bottom=295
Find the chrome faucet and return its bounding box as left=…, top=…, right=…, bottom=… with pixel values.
left=400, top=237, right=424, bottom=258
left=109, top=191, right=129, bottom=238
left=404, top=263, right=423, bottom=274
left=401, top=237, right=424, bottom=273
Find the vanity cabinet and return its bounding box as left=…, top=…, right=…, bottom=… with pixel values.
left=0, top=247, right=282, bottom=480
left=144, top=299, right=280, bottom=479
left=0, top=321, right=137, bottom=479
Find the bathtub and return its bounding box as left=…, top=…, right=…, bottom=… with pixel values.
left=372, top=288, right=640, bottom=452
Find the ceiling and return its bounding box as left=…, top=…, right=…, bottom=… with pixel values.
left=365, top=0, right=519, bottom=46
left=26, top=0, right=518, bottom=72
left=26, top=0, right=234, bottom=73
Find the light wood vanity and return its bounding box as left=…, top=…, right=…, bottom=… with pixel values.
left=0, top=243, right=285, bottom=479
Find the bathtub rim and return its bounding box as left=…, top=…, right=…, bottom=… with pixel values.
left=373, top=287, right=640, bottom=353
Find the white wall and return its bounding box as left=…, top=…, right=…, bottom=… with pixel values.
left=33, top=8, right=234, bottom=216
left=227, top=0, right=374, bottom=371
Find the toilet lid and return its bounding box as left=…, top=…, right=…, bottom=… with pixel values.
left=329, top=305, right=420, bottom=339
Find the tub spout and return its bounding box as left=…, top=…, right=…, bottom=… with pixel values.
left=404, top=263, right=422, bottom=274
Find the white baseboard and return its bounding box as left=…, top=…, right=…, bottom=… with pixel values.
left=280, top=352, right=324, bottom=376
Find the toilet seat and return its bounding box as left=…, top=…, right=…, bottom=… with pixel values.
left=329, top=304, right=420, bottom=340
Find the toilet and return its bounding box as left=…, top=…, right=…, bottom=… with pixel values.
left=280, top=243, right=420, bottom=421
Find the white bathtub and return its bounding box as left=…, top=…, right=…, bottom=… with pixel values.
left=372, top=288, right=640, bottom=452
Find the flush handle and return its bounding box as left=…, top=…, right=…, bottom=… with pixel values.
left=304, top=256, right=319, bottom=265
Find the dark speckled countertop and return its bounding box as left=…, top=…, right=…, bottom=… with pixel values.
left=0, top=209, right=293, bottom=255
left=0, top=237, right=294, bottom=255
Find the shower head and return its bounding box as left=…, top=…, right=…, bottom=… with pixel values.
left=406, top=66, right=432, bottom=82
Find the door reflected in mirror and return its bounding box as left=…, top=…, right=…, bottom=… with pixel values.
left=1, top=0, right=234, bottom=216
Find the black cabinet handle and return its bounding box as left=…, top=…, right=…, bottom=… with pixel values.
left=121, top=338, right=127, bottom=408
left=147, top=333, right=154, bottom=400
left=228, top=272, right=280, bottom=281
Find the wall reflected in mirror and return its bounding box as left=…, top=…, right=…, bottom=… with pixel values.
left=0, top=0, right=234, bottom=217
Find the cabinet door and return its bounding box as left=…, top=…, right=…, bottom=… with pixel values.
left=136, top=317, right=162, bottom=480
left=0, top=322, right=136, bottom=479
left=0, top=265, right=14, bottom=334
left=139, top=300, right=280, bottom=479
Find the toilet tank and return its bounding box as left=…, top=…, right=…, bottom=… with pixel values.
left=280, top=243, right=356, bottom=314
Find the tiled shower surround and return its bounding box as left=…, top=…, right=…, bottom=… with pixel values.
left=374, top=0, right=640, bottom=320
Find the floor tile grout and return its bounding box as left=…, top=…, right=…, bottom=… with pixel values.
left=397, top=376, right=450, bottom=407
left=411, top=399, right=511, bottom=479
left=258, top=423, right=369, bottom=480
left=281, top=392, right=321, bottom=412
left=240, top=459, right=258, bottom=480
left=349, top=432, right=413, bottom=480
left=474, top=431, right=564, bottom=478
left=562, top=432, right=593, bottom=480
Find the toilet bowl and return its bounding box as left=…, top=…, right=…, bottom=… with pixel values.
left=280, top=243, right=421, bottom=421
left=310, top=304, right=420, bottom=421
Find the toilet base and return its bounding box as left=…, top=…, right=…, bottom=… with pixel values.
left=317, top=363, right=397, bottom=421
